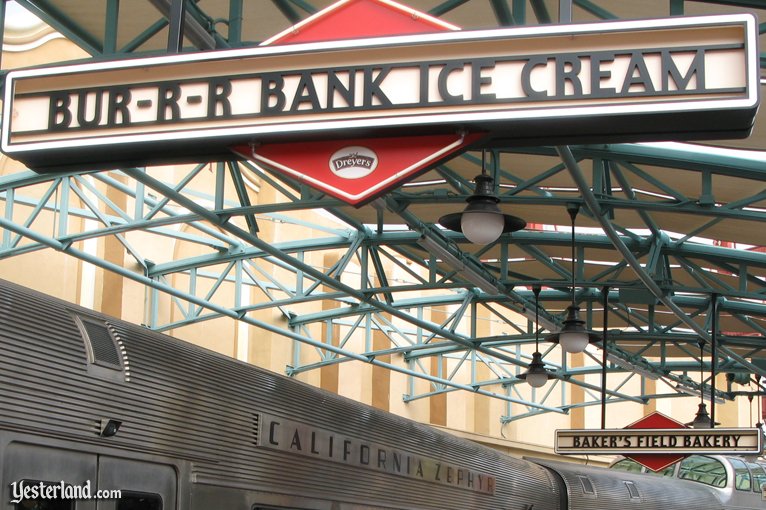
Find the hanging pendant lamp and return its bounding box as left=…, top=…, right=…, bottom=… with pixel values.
left=519, top=286, right=552, bottom=388
left=686, top=340, right=720, bottom=428
left=544, top=203, right=600, bottom=354
left=439, top=150, right=526, bottom=245
left=689, top=402, right=714, bottom=429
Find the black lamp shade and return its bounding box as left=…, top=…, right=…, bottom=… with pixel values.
left=686, top=403, right=719, bottom=429
left=438, top=173, right=525, bottom=244
left=518, top=351, right=550, bottom=388
left=544, top=305, right=601, bottom=353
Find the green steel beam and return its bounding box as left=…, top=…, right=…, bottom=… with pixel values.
left=558, top=145, right=766, bottom=379
left=120, top=168, right=549, bottom=371
left=429, top=0, right=471, bottom=17
left=286, top=0, right=318, bottom=14
left=572, top=143, right=766, bottom=180
left=120, top=18, right=168, bottom=53
left=490, top=0, right=515, bottom=25
left=228, top=0, right=243, bottom=45
left=15, top=0, right=102, bottom=54
left=103, top=0, right=119, bottom=54
left=530, top=0, right=552, bottom=23
left=573, top=0, right=617, bottom=19
left=272, top=0, right=302, bottom=24
left=4, top=0, right=766, bottom=423
left=512, top=0, right=526, bottom=24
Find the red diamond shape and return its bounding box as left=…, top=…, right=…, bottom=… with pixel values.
left=229, top=0, right=481, bottom=206
left=232, top=133, right=483, bottom=205
left=624, top=411, right=688, bottom=472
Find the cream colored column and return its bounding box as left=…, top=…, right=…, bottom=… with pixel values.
left=570, top=352, right=586, bottom=430
left=426, top=303, right=448, bottom=426
left=371, top=313, right=392, bottom=412
left=472, top=305, right=493, bottom=435
left=320, top=252, right=340, bottom=394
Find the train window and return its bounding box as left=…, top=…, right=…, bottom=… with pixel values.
left=624, top=481, right=640, bottom=500
left=611, top=458, right=643, bottom=473
left=658, top=463, right=676, bottom=478
left=748, top=462, right=766, bottom=492
left=729, top=458, right=752, bottom=491
left=577, top=475, right=596, bottom=495
left=116, top=492, right=162, bottom=510
left=678, top=456, right=727, bottom=488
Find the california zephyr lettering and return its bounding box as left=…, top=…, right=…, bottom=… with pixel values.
left=258, top=413, right=496, bottom=495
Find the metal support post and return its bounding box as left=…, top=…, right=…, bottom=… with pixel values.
left=559, top=0, right=572, bottom=23
left=167, top=0, right=186, bottom=53
left=601, top=285, right=609, bottom=429
left=711, top=293, right=718, bottom=428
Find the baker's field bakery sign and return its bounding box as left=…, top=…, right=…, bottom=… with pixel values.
left=556, top=428, right=762, bottom=455
left=556, top=412, right=763, bottom=472
left=1, top=13, right=758, bottom=172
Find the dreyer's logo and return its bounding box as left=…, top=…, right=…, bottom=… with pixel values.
left=329, top=146, right=378, bottom=179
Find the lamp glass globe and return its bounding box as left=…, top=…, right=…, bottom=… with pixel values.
left=559, top=330, right=589, bottom=353
left=461, top=211, right=504, bottom=244
left=526, top=371, right=548, bottom=388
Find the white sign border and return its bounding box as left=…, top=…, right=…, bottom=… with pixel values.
left=555, top=427, right=764, bottom=456
left=1, top=13, right=759, bottom=158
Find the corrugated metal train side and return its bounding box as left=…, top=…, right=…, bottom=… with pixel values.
left=0, top=279, right=562, bottom=510
left=1, top=279, right=748, bottom=509
left=532, top=458, right=726, bottom=510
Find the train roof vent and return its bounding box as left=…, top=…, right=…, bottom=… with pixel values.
left=624, top=481, right=640, bottom=500
left=73, top=313, right=129, bottom=382
left=83, top=319, right=120, bottom=366
left=577, top=475, right=596, bottom=495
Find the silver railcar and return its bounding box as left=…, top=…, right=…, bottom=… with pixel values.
left=0, top=279, right=754, bottom=509
left=0, top=279, right=558, bottom=510
left=613, top=454, right=766, bottom=508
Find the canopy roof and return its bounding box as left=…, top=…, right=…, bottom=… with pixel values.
left=3, top=0, right=766, bottom=422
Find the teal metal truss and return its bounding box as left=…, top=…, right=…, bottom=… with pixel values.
left=2, top=0, right=766, bottom=424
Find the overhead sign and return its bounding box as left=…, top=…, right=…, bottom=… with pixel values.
left=1, top=13, right=758, bottom=173
left=557, top=411, right=763, bottom=472
left=555, top=427, right=763, bottom=455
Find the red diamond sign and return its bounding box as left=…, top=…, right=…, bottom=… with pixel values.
left=261, top=0, right=458, bottom=45
left=623, top=411, right=688, bottom=472
left=229, top=0, right=482, bottom=206
left=231, top=132, right=482, bottom=205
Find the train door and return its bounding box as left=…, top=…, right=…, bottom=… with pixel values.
left=2, top=442, right=177, bottom=510
left=95, top=457, right=177, bottom=510
left=3, top=442, right=97, bottom=510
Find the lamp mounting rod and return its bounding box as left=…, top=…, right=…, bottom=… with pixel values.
left=533, top=285, right=541, bottom=351
left=567, top=202, right=580, bottom=307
